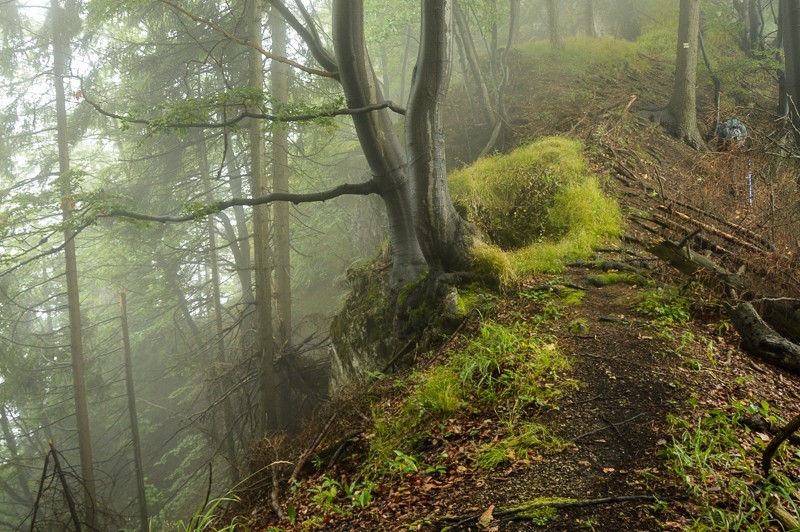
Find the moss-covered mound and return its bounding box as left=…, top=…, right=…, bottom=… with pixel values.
left=449, top=137, right=622, bottom=276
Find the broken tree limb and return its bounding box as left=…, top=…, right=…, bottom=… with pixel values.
left=648, top=240, right=745, bottom=292
left=649, top=239, right=800, bottom=374
left=656, top=205, right=766, bottom=254
left=726, top=301, right=800, bottom=374
left=763, top=412, right=800, bottom=477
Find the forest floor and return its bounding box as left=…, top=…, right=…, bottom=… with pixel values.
left=240, top=254, right=800, bottom=530
left=234, top=37, right=800, bottom=531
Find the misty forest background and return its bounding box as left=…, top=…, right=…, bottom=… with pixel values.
left=1, top=0, right=798, bottom=530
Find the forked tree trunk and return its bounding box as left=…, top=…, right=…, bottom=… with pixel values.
left=332, top=0, right=427, bottom=285
left=407, top=0, right=476, bottom=272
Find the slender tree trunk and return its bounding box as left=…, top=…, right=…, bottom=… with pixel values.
left=585, top=0, right=597, bottom=37
left=270, top=8, right=292, bottom=357
left=782, top=0, right=800, bottom=143
left=247, top=0, right=277, bottom=434
left=332, top=0, right=427, bottom=285
left=453, top=1, right=495, bottom=125
left=198, top=134, right=240, bottom=483
left=0, top=407, right=33, bottom=503
left=119, top=293, right=149, bottom=532
left=407, top=0, right=477, bottom=273
left=51, top=1, right=96, bottom=526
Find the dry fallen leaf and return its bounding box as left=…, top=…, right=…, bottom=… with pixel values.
left=477, top=504, right=495, bottom=529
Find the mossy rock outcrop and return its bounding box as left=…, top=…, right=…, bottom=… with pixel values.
left=329, top=264, right=464, bottom=391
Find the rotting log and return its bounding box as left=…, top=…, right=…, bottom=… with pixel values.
left=648, top=240, right=800, bottom=375
left=726, top=301, right=800, bottom=374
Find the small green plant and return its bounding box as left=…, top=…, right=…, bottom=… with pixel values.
left=637, top=287, right=691, bottom=326
left=176, top=495, right=245, bottom=531
left=368, top=321, right=574, bottom=477
left=308, top=476, right=342, bottom=513
left=663, top=406, right=800, bottom=530
left=475, top=421, right=569, bottom=469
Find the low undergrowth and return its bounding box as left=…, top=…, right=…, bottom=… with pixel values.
left=664, top=400, right=800, bottom=531
left=368, top=320, right=574, bottom=475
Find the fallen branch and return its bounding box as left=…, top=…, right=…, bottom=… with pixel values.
left=573, top=413, right=644, bottom=440
left=763, top=412, right=800, bottom=477
left=649, top=238, right=800, bottom=374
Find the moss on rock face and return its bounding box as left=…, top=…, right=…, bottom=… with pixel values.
left=329, top=265, right=465, bottom=392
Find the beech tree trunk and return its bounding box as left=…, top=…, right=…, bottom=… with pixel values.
left=407, top=0, right=477, bottom=272
left=51, top=0, right=97, bottom=526
left=332, top=0, right=427, bottom=285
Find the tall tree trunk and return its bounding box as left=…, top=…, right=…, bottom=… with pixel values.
left=585, top=0, right=597, bottom=37
left=782, top=0, right=800, bottom=142
left=332, top=0, right=427, bottom=285
left=198, top=134, right=240, bottom=483
left=453, top=0, right=495, bottom=125
left=51, top=0, right=97, bottom=526
left=119, top=293, right=149, bottom=532
left=270, top=8, right=292, bottom=357
left=546, top=0, right=563, bottom=49
left=663, top=0, right=705, bottom=149
left=407, top=0, right=477, bottom=273
left=247, top=0, right=277, bottom=434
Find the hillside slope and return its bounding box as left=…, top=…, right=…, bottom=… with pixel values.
left=227, top=34, right=800, bottom=532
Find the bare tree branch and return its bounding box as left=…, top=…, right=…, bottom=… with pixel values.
left=159, top=0, right=336, bottom=78
left=81, top=85, right=405, bottom=129
left=99, top=180, right=382, bottom=224
left=268, top=0, right=338, bottom=74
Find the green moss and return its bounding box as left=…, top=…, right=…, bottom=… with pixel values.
left=469, top=241, right=515, bottom=285
left=508, top=497, right=577, bottom=525
left=451, top=137, right=622, bottom=277
left=567, top=318, right=589, bottom=334
left=584, top=272, right=650, bottom=287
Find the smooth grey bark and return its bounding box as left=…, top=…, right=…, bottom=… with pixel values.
left=51, top=0, right=97, bottom=526
left=332, top=0, right=427, bottom=285
left=407, top=0, right=476, bottom=272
